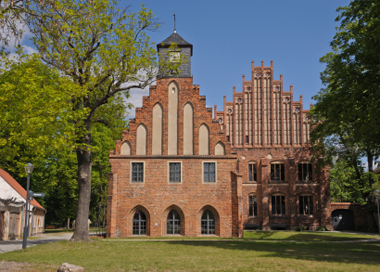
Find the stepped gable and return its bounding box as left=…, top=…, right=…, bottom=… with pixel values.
left=113, top=77, right=230, bottom=156
left=215, top=60, right=311, bottom=148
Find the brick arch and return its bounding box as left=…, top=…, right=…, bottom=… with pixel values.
left=199, top=123, right=209, bottom=155
left=197, top=205, right=220, bottom=236
left=152, top=103, right=163, bottom=155
left=183, top=102, right=194, bottom=155
left=120, top=140, right=131, bottom=155
left=166, top=79, right=180, bottom=89
left=162, top=205, right=185, bottom=236
left=129, top=205, right=151, bottom=236
left=214, top=141, right=225, bottom=155
left=136, top=123, right=147, bottom=155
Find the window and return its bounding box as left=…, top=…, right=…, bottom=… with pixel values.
left=248, top=163, right=257, bottom=182
left=298, top=163, right=313, bottom=181
left=249, top=195, right=257, bottom=217
left=201, top=210, right=215, bottom=235
left=131, top=162, right=144, bottom=182
left=204, top=162, right=216, bottom=182
left=169, top=162, right=181, bottom=182
left=271, top=195, right=286, bottom=215
left=167, top=210, right=181, bottom=235
left=271, top=163, right=285, bottom=182
left=299, top=195, right=313, bottom=215
left=246, top=136, right=249, bottom=143
left=132, top=210, right=147, bottom=235
left=226, top=136, right=230, bottom=142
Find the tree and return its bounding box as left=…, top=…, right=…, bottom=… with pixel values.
left=27, top=94, right=128, bottom=229
left=311, top=0, right=380, bottom=202
left=311, top=0, right=380, bottom=229
left=0, top=51, right=86, bottom=175
left=15, top=0, right=180, bottom=241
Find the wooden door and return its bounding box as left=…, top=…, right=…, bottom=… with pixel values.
left=9, top=213, right=20, bottom=240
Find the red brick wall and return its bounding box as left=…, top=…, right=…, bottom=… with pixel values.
left=108, top=156, right=237, bottom=237
left=331, top=203, right=369, bottom=230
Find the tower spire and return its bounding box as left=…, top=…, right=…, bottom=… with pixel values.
left=173, top=13, right=176, bottom=33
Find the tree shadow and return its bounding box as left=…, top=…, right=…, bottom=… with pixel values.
left=163, top=240, right=380, bottom=265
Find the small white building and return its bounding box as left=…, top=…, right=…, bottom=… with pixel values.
left=0, top=168, right=46, bottom=240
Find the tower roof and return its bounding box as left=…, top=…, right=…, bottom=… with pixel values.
left=157, top=32, right=193, bottom=56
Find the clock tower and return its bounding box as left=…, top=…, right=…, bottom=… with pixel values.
left=157, top=31, right=193, bottom=78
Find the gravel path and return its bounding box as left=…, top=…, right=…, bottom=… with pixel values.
left=0, top=232, right=72, bottom=254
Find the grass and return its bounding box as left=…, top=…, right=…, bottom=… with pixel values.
left=1, top=232, right=380, bottom=271
left=243, top=230, right=380, bottom=241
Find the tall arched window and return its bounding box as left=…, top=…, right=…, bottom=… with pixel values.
left=167, top=210, right=181, bottom=235
left=201, top=210, right=215, bottom=235
left=133, top=210, right=147, bottom=235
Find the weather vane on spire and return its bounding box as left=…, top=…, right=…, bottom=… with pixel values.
left=173, top=13, right=176, bottom=33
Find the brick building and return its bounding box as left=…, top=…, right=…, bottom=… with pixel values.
left=107, top=31, right=331, bottom=238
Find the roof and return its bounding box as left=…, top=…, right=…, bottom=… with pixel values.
left=374, top=165, right=380, bottom=174
left=157, top=32, right=193, bottom=56
left=0, top=168, right=45, bottom=210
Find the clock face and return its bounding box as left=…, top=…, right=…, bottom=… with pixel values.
left=169, top=52, right=180, bottom=63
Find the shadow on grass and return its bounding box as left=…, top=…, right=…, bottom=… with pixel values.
left=163, top=240, right=380, bottom=265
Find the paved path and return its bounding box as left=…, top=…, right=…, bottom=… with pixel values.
left=0, top=232, right=72, bottom=254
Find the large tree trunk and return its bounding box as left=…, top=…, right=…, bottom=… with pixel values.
left=71, top=120, right=93, bottom=242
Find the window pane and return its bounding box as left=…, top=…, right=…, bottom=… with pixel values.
left=298, top=164, right=302, bottom=181
left=271, top=164, right=274, bottom=180
left=132, top=163, right=143, bottom=182
left=309, top=196, right=313, bottom=215
left=276, top=196, right=281, bottom=214
left=280, top=164, right=285, bottom=181
left=249, top=196, right=253, bottom=216
left=271, top=196, right=276, bottom=214
left=281, top=196, right=286, bottom=214
left=299, top=196, right=304, bottom=214
left=249, top=165, right=252, bottom=181
left=308, top=164, right=313, bottom=181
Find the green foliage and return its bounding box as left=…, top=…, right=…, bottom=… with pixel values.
left=310, top=0, right=380, bottom=203
left=0, top=50, right=87, bottom=175
left=330, top=159, right=371, bottom=204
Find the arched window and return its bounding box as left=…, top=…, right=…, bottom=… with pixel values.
left=133, top=210, right=147, bottom=235
left=167, top=210, right=181, bottom=235
left=201, top=210, right=215, bottom=235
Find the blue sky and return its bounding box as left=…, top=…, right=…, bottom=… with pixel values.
left=127, top=0, right=349, bottom=114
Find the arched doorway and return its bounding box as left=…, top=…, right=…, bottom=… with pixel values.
left=332, top=209, right=355, bottom=231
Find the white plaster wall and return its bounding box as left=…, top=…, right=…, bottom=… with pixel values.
left=0, top=177, right=24, bottom=202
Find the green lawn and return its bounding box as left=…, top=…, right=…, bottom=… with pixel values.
left=243, top=230, right=380, bottom=241
left=1, top=232, right=380, bottom=271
